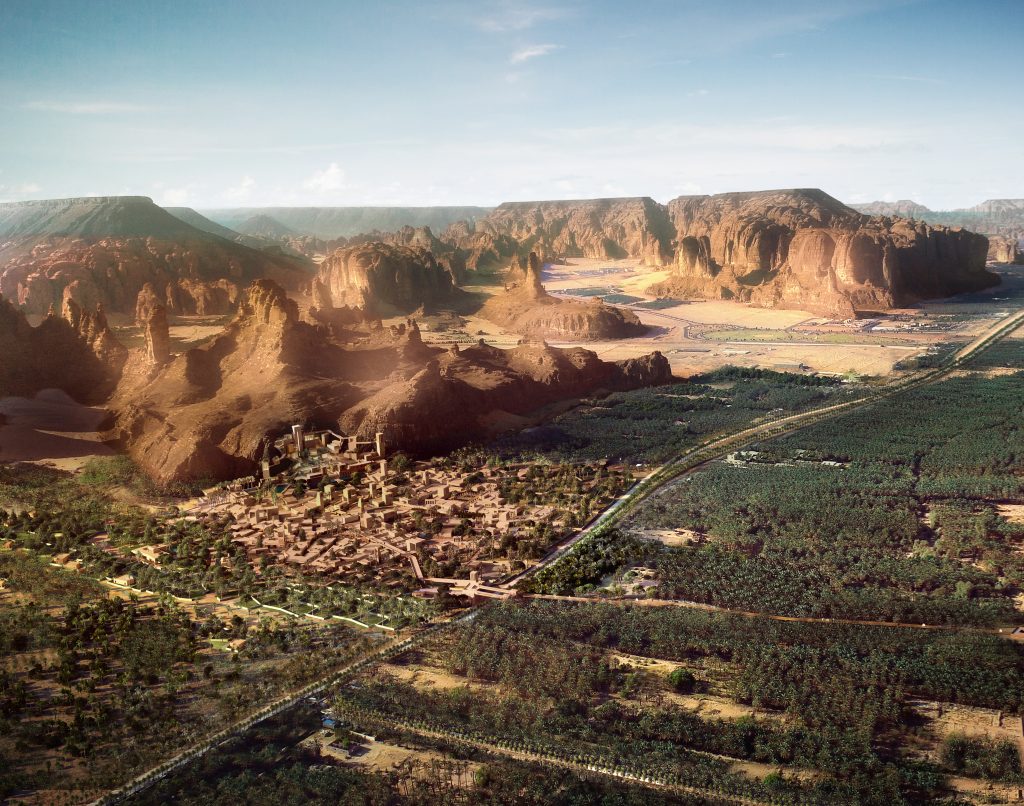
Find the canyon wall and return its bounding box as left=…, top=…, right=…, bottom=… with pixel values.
left=652, top=190, right=995, bottom=315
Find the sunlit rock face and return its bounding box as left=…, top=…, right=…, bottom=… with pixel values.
left=652, top=189, right=996, bottom=316
left=314, top=241, right=461, bottom=314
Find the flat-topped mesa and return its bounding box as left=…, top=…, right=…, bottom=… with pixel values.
left=467, top=196, right=674, bottom=266
left=314, top=241, right=462, bottom=315
left=653, top=188, right=997, bottom=316
left=0, top=195, right=313, bottom=316
left=480, top=251, right=646, bottom=340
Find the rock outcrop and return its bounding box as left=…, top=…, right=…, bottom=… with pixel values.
left=453, top=197, right=673, bottom=266
left=0, top=196, right=313, bottom=316
left=143, top=303, right=170, bottom=366
left=651, top=189, right=996, bottom=315
left=987, top=236, right=1022, bottom=264
left=314, top=242, right=464, bottom=315
left=339, top=339, right=672, bottom=456
left=0, top=294, right=125, bottom=402
left=108, top=279, right=671, bottom=485
left=480, top=252, right=645, bottom=339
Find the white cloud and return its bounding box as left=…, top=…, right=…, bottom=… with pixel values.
left=224, top=175, right=256, bottom=202
left=510, top=43, right=560, bottom=64
left=475, top=2, right=568, bottom=32
left=303, top=162, right=347, bottom=193
left=686, top=89, right=710, bottom=97
left=160, top=187, right=191, bottom=206
left=24, top=100, right=151, bottom=115
left=0, top=182, right=42, bottom=202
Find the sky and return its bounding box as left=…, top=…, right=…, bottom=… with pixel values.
left=0, top=0, right=1021, bottom=210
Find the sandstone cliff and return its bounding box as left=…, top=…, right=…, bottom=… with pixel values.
left=314, top=241, right=464, bottom=315
left=0, top=196, right=313, bottom=316
left=987, top=235, right=1022, bottom=264
left=453, top=197, right=673, bottom=266
left=651, top=189, right=996, bottom=316
left=480, top=252, right=645, bottom=340
left=108, top=279, right=671, bottom=485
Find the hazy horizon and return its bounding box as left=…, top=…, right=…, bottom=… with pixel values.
left=2, top=0, right=1022, bottom=210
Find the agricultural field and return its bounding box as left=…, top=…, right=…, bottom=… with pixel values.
left=328, top=600, right=1024, bottom=804
left=529, top=340, right=1024, bottom=630
left=0, top=546, right=372, bottom=804
left=494, top=367, right=865, bottom=467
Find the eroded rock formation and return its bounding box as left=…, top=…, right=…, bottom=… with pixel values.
left=450, top=197, right=673, bottom=267
left=314, top=242, right=464, bottom=315
left=651, top=190, right=996, bottom=315
left=0, top=294, right=125, bottom=401
left=480, top=252, right=645, bottom=340
left=987, top=236, right=1022, bottom=264
left=107, top=279, right=671, bottom=485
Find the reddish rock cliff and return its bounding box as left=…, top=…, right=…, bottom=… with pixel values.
left=652, top=189, right=996, bottom=315
left=0, top=294, right=125, bottom=401
left=314, top=242, right=463, bottom=314
left=457, top=197, right=673, bottom=266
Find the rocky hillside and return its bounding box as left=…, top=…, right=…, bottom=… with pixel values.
left=649, top=189, right=996, bottom=316
left=109, top=279, right=671, bottom=484
left=851, top=198, right=1024, bottom=247
left=313, top=241, right=464, bottom=315
left=234, top=213, right=297, bottom=240
left=480, top=252, right=645, bottom=340
left=453, top=197, right=673, bottom=266
left=850, top=200, right=934, bottom=218
left=163, top=206, right=274, bottom=250
left=201, top=206, right=491, bottom=239
left=0, top=196, right=314, bottom=316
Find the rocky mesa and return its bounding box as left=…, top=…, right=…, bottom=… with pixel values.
left=651, top=189, right=996, bottom=316
left=448, top=197, right=673, bottom=267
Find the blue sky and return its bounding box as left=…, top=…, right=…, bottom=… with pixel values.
left=1, top=0, right=1021, bottom=209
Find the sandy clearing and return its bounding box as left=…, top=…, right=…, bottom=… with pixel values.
left=636, top=528, right=706, bottom=547
left=998, top=504, right=1024, bottom=524
left=382, top=662, right=498, bottom=693
left=910, top=699, right=1024, bottom=763
left=0, top=389, right=115, bottom=469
